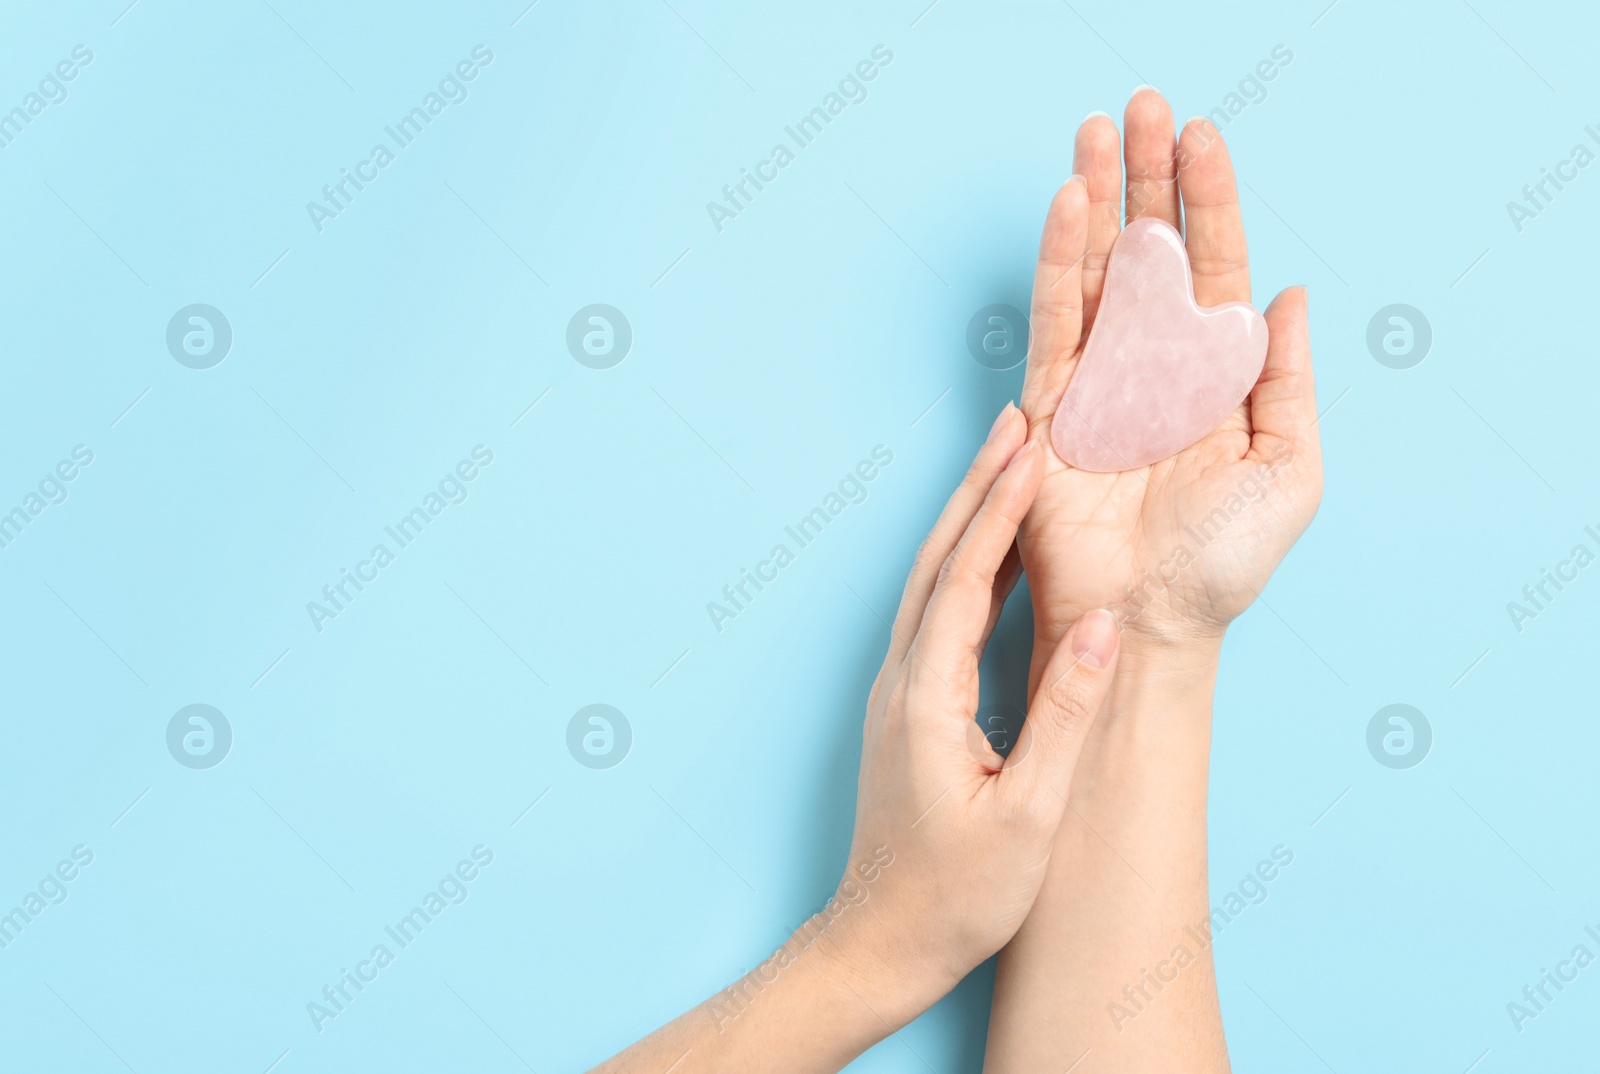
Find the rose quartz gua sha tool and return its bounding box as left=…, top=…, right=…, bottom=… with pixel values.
left=1049, top=217, right=1268, bottom=473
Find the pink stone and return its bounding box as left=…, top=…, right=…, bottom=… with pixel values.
left=1050, top=218, right=1268, bottom=472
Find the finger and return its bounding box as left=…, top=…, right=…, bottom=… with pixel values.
left=1123, top=87, right=1180, bottom=228
left=910, top=442, right=1044, bottom=683
left=1247, top=287, right=1321, bottom=471
left=1019, top=176, right=1089, bottom=424
left=976, top=541, right=1023, bottom=655
left=888, top=404, right=1026, bottom=665
left=1001, top=610, right=1120, bottom=797
left=1176, top=117, right=1251, bottom=306
left=1073, top=113, right=1123, bottom=332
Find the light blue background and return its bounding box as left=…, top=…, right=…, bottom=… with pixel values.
left=1, top=1, right=1596, bottom=1070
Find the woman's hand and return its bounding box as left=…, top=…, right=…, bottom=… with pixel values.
left=1016, top=89, right=1323, bottom=674
left=984, top=89, right=1322, bottom=1074
left=593, top=406, right=1120, bottom=1074
left=817, top=404, right=1122, bottom=1021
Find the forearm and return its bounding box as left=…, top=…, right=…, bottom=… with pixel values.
left=984, top=632, right=1227, bottom=1073
left=592, top=905, right=924, bottom=1074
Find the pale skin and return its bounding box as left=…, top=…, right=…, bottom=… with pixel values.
left=985, top=88, right=1323, bottom=1072
left=593, top=415, right=1125, bottom=1073
left=594, top=88, right=1323, bottom=1072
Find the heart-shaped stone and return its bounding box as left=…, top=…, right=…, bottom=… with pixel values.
left=1050, top=217, right=1268, bottom=472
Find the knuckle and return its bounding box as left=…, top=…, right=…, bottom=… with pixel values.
left=880, top=674, right=915, bottom=724
left=1189, top=253, right=1250, bottom=280
left=966, top=447, right=1002, bottom=477
left=1043, top=671, right=1097, bottom=729
left=959, top=460, right=1004, bottom=497
left=907, top=640, right=974, bottom=696
left=911, top=537, right=945, bottom=580
left=989, top=495, right=1028, bottom=531
left=935, top=550, right=990, bottom=594
left=1032, top=292, right=1083, bottom=321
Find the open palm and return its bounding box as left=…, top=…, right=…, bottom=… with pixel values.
left=1016, top=89, right=1323, bottom=677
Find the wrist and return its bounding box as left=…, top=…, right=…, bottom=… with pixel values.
left=695, top=918, right=908, bottom=1067
left=1041, top=618, right=1220, bottom=845
left=1030, top=612, right=1223, bottom=703
left=760, top=895, right=942, bottom=1053
left=805, top=875, right=957, bottom=1029
left=1049, top=626, right=1220, bottom=920
left=1112, top=627, right=1223, bottom=697
left=1082, top=626, right=1220, bottom=757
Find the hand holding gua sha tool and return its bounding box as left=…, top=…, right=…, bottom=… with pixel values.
left=1049, top=217, right=1269, bottom=473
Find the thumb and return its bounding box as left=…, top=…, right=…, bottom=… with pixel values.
left=1002, top=610, right=1120, bottom=796
left=1248, top=286, right=1320, bottom=468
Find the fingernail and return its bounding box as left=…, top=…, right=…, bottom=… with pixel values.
left=1070, top=609, right=1120, bottom=670
left=1131, top=84, right=1161, bottom=97
left=1083, top=109, right=1112, bottom=123
left=1066, top=172, right=1087, bottom=187
left=986, top=402, right=1016, bottom=444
